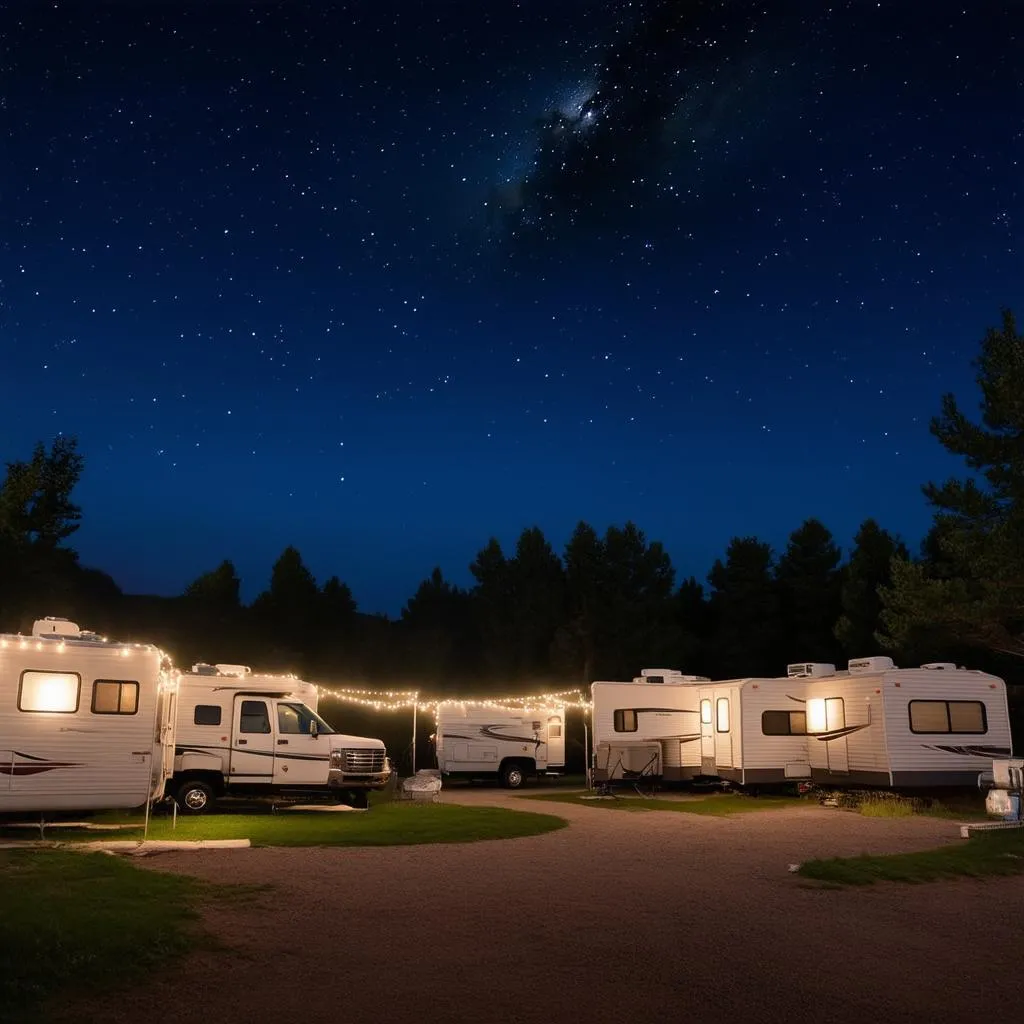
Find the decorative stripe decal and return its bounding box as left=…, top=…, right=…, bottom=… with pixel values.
left=175, top=743, right=329, bottom=763
left=811, top=723, right=871, bottom=741
left=0, top=751, right=81, bottom=776
left=921, top=744, right=1012, bottom=758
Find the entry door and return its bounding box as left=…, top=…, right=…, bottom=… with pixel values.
left=824, top=698, right=849, bottom=773
left=699, top=698, right=715, bottom=772
left=714, top=693, right=734, bottom=768
left=545, top=715, right=565, bottom=768
left=230, top=698, right=275, bottom=782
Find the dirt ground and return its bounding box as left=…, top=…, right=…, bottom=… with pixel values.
left=46, top=790, right=1024, bottom=1024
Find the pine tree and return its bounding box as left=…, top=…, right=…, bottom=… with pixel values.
left=881, top=309, right=1024, bottom=657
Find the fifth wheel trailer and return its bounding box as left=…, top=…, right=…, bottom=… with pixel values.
left=0, top=617, right=176, bottom=814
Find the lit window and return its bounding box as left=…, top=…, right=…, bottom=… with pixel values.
left=613, top=709, right=638, bottom=732
left=806, top=698, right=827, bottom=733
left=909, top=700, right=986, bottom=735
left=548, top=716, right=562, bottom=738
left=18, top=671, right=81, bottom=713
left=92, top=680, right=139, bottom=715
left=700, top=699, right=712, bottom=725
left=716, top=698, right=730, bottom=733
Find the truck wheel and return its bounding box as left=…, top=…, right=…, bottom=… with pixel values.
left=501, top=762, right=526, bottom=789
left=178, top=780, right=215, bottom=814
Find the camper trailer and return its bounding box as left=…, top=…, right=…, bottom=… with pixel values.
left=591, top=670, right=707, bottom=784
left=433, top=701, right=566, bottom=788
left=170, top=663, right=391, bottom=812
left=796, top=657, right=1012, bottom=787
left=0, top=617, right=176, bottom=814
left=692, top=674, right=819, bottom=786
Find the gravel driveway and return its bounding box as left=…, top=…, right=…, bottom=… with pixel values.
left=47, top=790, right=1024, bottom=1024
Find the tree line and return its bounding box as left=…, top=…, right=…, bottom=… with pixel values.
left=2, top=311, right=1023, bottom=701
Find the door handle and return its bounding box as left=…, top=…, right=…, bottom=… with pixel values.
left=277, top=739, right=289, bottom=745
left=237, top=739, right=248, bottom=745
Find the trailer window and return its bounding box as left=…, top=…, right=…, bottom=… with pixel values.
left=91, top=680, right=139, bottom=715
left=700, top=699, right=712, bottom=725
left=548, top=716, right=562, bottom=738
left=716, top=698, right=730, bottom=733
left=239, top=700, right=271, bottom=734
left=194, top=704, right=222, bottom=726
left=18, top=671, right=81, bottom=713
left=613, top=709, right=638, bottom=732
left=909, top=700, right=987, bottom=735
left=762, top=710, right=807, bottom=736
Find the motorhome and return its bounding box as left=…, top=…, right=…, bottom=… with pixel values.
left=170, top=663, right=391, bottom=812
left=433, top=701, right=566, bottom=788
left=0, top=617, right=176, bottom=814
left=797, top=656, right=1012, bottom=788
left=591, top=670, right=707, bottom=784
left=693, top=674, right=818, bottom=787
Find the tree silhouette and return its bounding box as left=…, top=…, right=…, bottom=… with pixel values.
left=834, top=519, right=907, bottom=658
left=881, top=309, right=1024, bottom=658
left=775, top=518, right=842, bottom=665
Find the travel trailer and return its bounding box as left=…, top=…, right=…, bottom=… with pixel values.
left=0, top=617, right=176, bottom=814
left=433, top=701, right=566, bottom=788
left=171, top=663, right=391, bottom=812
left=591, top=670, right=707, bottom=784
left=796, top=656, right=1013, bottom=788
left=692, top=674, right=820, bottom=786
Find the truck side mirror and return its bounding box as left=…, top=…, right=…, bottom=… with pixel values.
left=309, top=720, right=318, bottom=739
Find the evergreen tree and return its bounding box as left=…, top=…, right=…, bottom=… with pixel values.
left=552, top=521, right=604, bottom=684
left=775, top=518, right=842, bottom=665
left=0, top=437, right=84, bottom=550
left=183, top=560, right=242, bottom=608
left=400, top=567, right=472, bottom=686
left=468, top=537, right=517, bottom=680
left=834, top=519, right=908, bottom=657
left=251, top=546, right=321, bottom=669
left=507, top=526, right=566, bottom=679
left=881, top=309, right=1024, bottom=657
left=707, top=536, right=781, bottom=677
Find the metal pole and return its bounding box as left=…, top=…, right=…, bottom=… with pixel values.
left=583, top=712, right=590, bottom=790
left=411, top=696, right=418, bottom=776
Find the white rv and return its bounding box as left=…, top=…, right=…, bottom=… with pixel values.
left=433, top=701, right=566, bottom=788
left=797, top=656, right=1013, bottom=788
left=591, top=670, right=707, bottom=784
left=692, top=674, right=818, bottom=787
left=0, top=617, right=176, bottom=814
left=171, top=663, right=391, bottom=812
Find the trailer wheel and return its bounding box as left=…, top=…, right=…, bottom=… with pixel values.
left=501, top=761, right=526, bottom=789
left=177, top=780, right=215, bottom=814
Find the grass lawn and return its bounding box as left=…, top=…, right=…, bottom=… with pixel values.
left=0, top=802, right=567, bottom=848
left=0, top=849, right=227, bottom=1022
left=521, top=790, right=806, bottom=815
left=798, top=826, right=1024, bottom=885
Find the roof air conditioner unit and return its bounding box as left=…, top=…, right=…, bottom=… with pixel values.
left=32, top=617, right=82, bottom=637
left=786, top=663, right=836, bottom=678
left=215, top=664, right=252, bottom=677
left=848, top=656, right=896, bottom=674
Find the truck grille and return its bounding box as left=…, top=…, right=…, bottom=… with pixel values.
left=342, top=749, right=386, bottom=773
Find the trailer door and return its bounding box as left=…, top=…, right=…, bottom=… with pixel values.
left=230, top=698, right=275, bottom=783
left=699, top=698, right=715, bottom=773
left=546, top=714, right=565, bottom=769
left=824, top=698, right=849, bottom=773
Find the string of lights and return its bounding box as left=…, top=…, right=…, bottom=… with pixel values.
left=314, top=686, right=592, bottom=712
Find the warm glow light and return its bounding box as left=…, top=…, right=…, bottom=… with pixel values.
left=700, top=699, right=712, bottom=725
left=807, top=698, right=827, bottom=733
left=19, top=671, right=79, bottom=712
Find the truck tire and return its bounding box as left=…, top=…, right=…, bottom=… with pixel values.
left=501, top=761, right=527, bottom=789
left=177, top=779, right=216, bottom=814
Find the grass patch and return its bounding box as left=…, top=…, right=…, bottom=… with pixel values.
left=0, top=850, right=220, bottom=1021
left=842, top=790, right=991, bottom=821
left=0, top=802, right=567, bottom=848
left=521, top=791, right=805, bottom=815
left=798, top=826, right=1024, bottom=885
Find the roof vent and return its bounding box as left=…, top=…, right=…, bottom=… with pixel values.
left=214, top=663, right=251, bottom=677
left=848, top=656, right=896, bottom=674
left=921, top=662, right=957, bottom=671
left=32, top=617, right=82, bottom=637
left=640, top=668, right=680, bottom=678
left=636, top=669, right=709, bottom=684
left=786, top=662, right=836, bottom=679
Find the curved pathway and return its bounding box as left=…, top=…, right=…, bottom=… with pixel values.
left=48, top=788, right=1024, bottom=1024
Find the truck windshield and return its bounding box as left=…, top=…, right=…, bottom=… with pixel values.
left=277, top=702, right=335, bottom=736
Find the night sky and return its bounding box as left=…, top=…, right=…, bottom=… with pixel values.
left=3, top=1, right=1021, bottom=614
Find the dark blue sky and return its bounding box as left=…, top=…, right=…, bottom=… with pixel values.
left=3, top=0, right=1021, bottom=614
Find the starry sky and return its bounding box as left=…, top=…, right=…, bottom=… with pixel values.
left=3, top=0, right=1022, bottom=615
